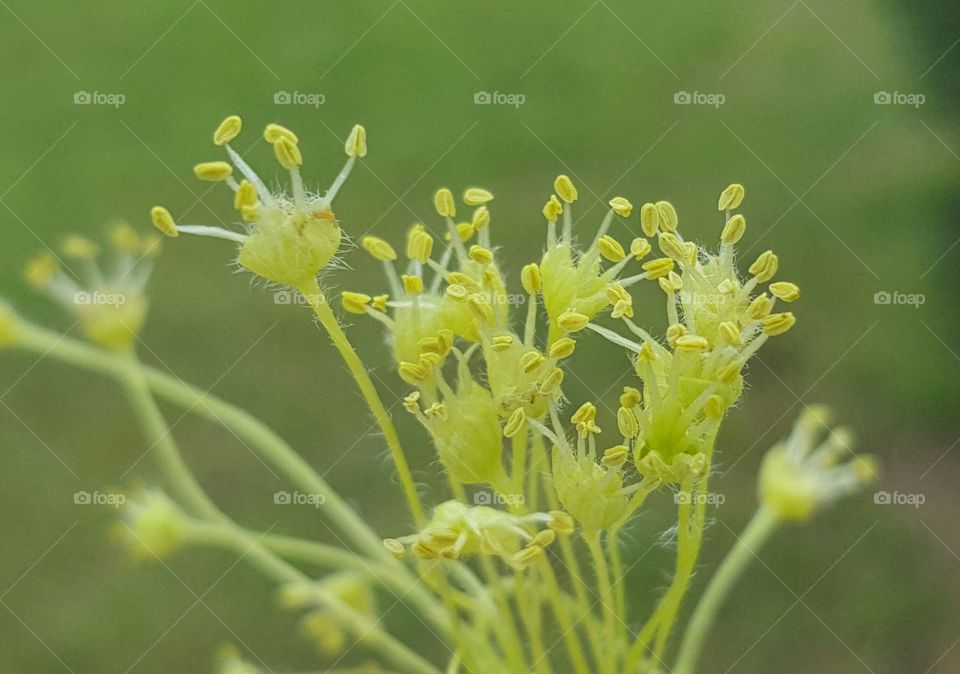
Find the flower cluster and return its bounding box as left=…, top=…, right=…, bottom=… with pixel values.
left=24, top=226, right=159, bottom=350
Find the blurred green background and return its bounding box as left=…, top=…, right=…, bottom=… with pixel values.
left=1, top=1, right=958, bottom=672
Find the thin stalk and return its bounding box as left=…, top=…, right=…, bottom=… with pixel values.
left=586, top=530, right=617, bottom=674
left=673, top=508, right=780, bottom=674
left=298, top=279, right=424, bottom=526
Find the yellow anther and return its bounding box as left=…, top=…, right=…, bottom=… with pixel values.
left=682, top=241, right=698, bottom=265
left=468, top=244, right=494, bottom=265
left=437, top=329, right=454, bottom=352
left=233, top=180, right=258, bottom=211
left=274, top=136, right=303, bottom=170
left=531, top=530, right=556, bottom=547
left=402, top=275, right=424, bottom=295
left=150, top=206, right=178, bottom=238
left=467, top=294, right=494, bottom=323
left=658, top=232, right=686, bottom=261
left=361, top=236, right=398, bottom=262
left=705, top=394, right=726, bottom=420
left=718, top=279, right=738, bottom=294
left=444, top=222, right=475, bottom=243
left=718, top=321, right=743, bottom=347
left=749, top=250, right=779, bottom=282
left=658, top=271, right=683, bottom=293
left=577, top=419, right=602, bottom=437
left=617, top=407, right=639, bottom=438
left=111, top=223, right=143, bottom=253
left=717, top=361, right=743, bottom=384
left=655, top=201, right=678, bottom=232
left=608, top=196, right=633, bottom=217
left=504, top=407, right=527, bottom=438
left=666, top=323, right=688, bottom=348
left=606, top=284, right=630, bottom=304
left=464, top=188, right=494, bottom=206
left=549, top=337, right=576, bottom=359
left=341, top=291, right=372, bottom=314
left=406, top=225, right=434, bottom=262
left=491, top=334, right=514, bottom=352
left=718, top=183, right=745, bottom=211
left=554, top=175, right=578, bottom=203
left=641, top=257, right=675, bottom=279
left=521, top=263, right=542, bottom=295
left=637, top=341, right=656, bottom=362
left=213, top=115, right=242, bottom=146
left=762, top=312, right=796, bottom=336
left=598, top=235, right=626, bottom=262
left=543, top=194, right=563, bottom=223
left=619, top=386, right=641, bottom=408
left=748, top=293, right=773, bottom=320
left=548, top=511, right=575, bottom=534
left=640, top=202, right=659, bottom=237
left=611, top=298, right=633, bottom=319
left=264, top=123, right=299, bottom=145
left=630, top=238, right=652, bottom=260
left=770, top=281, right=800, bottom=302
left=539, top=367, right=565, bottom=395
left=471, top=206, right=490, bottom=231
left=519, top=351, right=545, bottom=374
left=513, top=545, right=543, bottom=567
left=383, top=539, right=405, bottom=559
left=557, top=311, right=589, bottom=332
left=571, top=401, right=597, bottom=425
left=434, top=188, right=456, bottom=218
left=446, top=284, right=469, bottom=301
left=675, top=334, right=710, bottom=352
left=602, top=445, right=630, bottom=468
left=398, top=361, right=428, bottom=385
left=61, top=235, right=98, bottom=259
left=24, top=253, right=58, bottom=289
left=721, top=214, right=746, bottom=245
left=345, top=124, right=367, bottom=158
left=423, top=401, right=446, bottom=419
left=371, top=294, right=389, bottom=311
left=402, top=391, right=421, bottom=413
left=193, top=161, right=233, bottom=182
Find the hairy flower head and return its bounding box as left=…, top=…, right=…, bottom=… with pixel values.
left=152, top=117, right=366, bottom=289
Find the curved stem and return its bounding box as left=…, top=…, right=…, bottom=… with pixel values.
left=298, top=280, right=424, bottom=526
left=587, top=530, right=617, bottom=674
left=673, top=508, right=780, bottom=674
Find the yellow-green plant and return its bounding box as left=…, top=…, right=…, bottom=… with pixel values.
left=1, top=117, right=878, bottom=674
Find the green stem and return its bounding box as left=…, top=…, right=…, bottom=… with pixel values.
left=673, top=508, right=780, bottom=674
left=298, top=280, right=424, bottom=526
left=586, top=530, right=617, bottom=674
